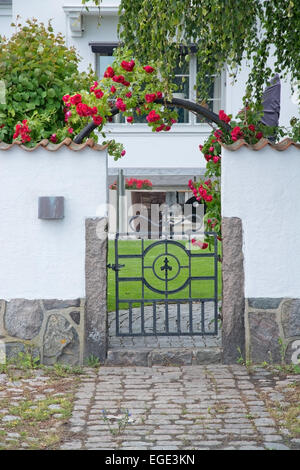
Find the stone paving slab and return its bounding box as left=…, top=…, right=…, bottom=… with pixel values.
left=61, top=365, right=300, bottom=450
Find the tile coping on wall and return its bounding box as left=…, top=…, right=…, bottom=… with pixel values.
left=0, top=138, right=108, bottom=152
left=221, top=137, right=300, bottom=152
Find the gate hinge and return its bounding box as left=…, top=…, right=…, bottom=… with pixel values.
left=107, top=263, right=125, bottom=272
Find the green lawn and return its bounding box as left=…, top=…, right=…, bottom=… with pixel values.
left=107, top=239, right=222, bottom=312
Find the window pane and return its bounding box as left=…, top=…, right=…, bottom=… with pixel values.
left=98, top=55, right=114, bottom=78
left=173, top=75, right=190, bottom=123
left=196, top=74, right=222, bottom=123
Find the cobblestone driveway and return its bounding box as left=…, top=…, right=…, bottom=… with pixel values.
left=61, top=365, right=300, bottom=450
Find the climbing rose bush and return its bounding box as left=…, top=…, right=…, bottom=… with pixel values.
left=191, top=104, right=276, bottom=247
left=16, top=48, right=178, bottom=160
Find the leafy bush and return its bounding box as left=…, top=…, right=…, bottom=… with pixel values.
left=0, top=18, right=96, bottom=143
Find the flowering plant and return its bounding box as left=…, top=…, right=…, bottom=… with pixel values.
left=110, top=178, right=153, bottom=190
left=13, top=48, right=178, bottom=159
left=191, top=104, right=276, bottom=247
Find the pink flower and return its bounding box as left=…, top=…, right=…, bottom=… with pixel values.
left=68, top=128, right=74, bottom=134
left=209, top=146, right=214, bottom=152
left=127, top=116, right=133, bottom=123
left=143, top=65, right=155, bottom=73
left=62, top=95, right=70, bottom=103
left=50, top=134, right=57, bottom=143
left=110, top=86, right=117, bottom=94
left=171, top=118, right=177, bottom=124
left=231, top=126, right=243, bottom=142
left=213, top=156, right=220, bottom=163
left=126, top=92, right=132, bottom=98
left=121, top=150, right=126, bottom=156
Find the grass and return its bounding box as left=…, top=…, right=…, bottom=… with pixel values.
left=107, top=238, right=222, bottom=312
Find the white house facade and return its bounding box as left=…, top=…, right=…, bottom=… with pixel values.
left=1, top=0, right=299, bottom=187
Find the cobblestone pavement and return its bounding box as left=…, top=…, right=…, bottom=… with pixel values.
left=61, top=365, right=300, bottom=450
left=109, top=303, right=221, bottom=349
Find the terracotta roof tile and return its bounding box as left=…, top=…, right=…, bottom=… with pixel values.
left=0, top=138, right=107, bottom=152
left=221, top=137, right=300, bottom=152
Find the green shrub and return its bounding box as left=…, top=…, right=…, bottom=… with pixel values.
left=0, top=18, right=96, bottom=144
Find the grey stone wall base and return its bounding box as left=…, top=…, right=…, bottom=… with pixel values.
left=0, top=299, right=85, bottom=365
left=84, top=217, right=108, bottom=362
left=221, top=217, right=245, bottom=364
left=105, top=347, right=222, bottom=367
left=246, top=298, right=300, bottom=364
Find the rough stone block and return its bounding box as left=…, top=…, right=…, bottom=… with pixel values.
left=248, top=298, right=282, bottom=310
left=221, top=217, right=245, bottom=363
left=149, top=348, right=192, bottom=366
left=248, top=311, right=281, bottom=363
left=281, top=299, right=300, bottom=338
left=4, top=299, right=44, bottom=340
left=85, top=218, right=108, bottom=362
left=106, top=349, right=149, bottom=366
left=43, top=314, right=79, bottom=365
left=194, top=347, right=222, bottom=364
left=43, top=299, right=81, bottom=310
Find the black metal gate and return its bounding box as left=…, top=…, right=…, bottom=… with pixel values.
left=108, top=233, right=219, bottom=337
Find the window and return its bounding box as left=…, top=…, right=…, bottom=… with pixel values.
left=90, top=42, right=223, bottom=126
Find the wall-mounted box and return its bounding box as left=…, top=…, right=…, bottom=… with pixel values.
left=38, top=196, right=64, bottom=220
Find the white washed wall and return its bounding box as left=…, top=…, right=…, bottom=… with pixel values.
left=0, top=145, right=107, bottom=300
left=221, top=145, right=300, bottom=298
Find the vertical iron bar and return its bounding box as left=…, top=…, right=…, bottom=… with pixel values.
left=201, top=300, right=205, bottom=334
left=214, top=233, right=218, bottom=334
left=129, top=301, right=133, bottom=335
left=115, top=234, right=120, bottom=336
left=141, top=238, right=145, bottom=334
left=188, top=233, right=193, bottom=333
left=177, top=302, right=181, bottom=334
left=165, top=239, right=169, bottom=334
left=153, top=301, right=157, bottom=335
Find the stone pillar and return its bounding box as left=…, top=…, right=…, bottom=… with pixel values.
left=221, top=217, right=245, bottom=363
left=85, top=217, right=108, bottom=362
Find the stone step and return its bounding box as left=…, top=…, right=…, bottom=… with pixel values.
left=105, top=347, right=222, bottom=367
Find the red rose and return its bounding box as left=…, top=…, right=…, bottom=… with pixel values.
left=93, top=115, right=103, bottom=126
left=94, top=89, right=104, bottom=99
left=110, top=86, right=117, bottom=94
left=126, top=92, right=132, bottom=98
left=50, top=134, right=57, bottom=143
left=70, top=94, right=82, bottom=105
left=146, top=110, right=161, bottom=123
left=218, top=110, right=231, bottom=124
left=127, top=116, right=133, bottom=123
left=213, top=156, right=220, bottom=163
left=143, top=65, right=155, bottom=73
left=116, top=98, right=126, bottom=112
left=248, top=124, right=256, bottom=132
left=165, top=126, right=171, bottom=131
left=104, top=66, right=114, bottom=78
left=145, top=93, right=157, bottom=103
left=112, top=75, right=125, bottom=84
left=62, top=95, right=70, bottom=103
left=121, top=150, right=126, bottom=157
left=123, top=81, right=131, bottom=87
left=121, top=60, right=135, bottom=72
left=256, top=131, right=263, bottom=140
left=155, top=124, right=165, bottom=132
left=68, top=128, right=74, bottom=134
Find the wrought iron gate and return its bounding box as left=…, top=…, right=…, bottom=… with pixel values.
left=108, top=233, right=219, bottom=337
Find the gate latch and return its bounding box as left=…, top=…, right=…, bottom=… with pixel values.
left=107, top=263, right=125, bottom=272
